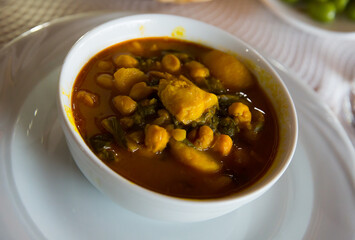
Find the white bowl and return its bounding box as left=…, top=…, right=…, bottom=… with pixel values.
left=58, top=13, right=298, bottom=222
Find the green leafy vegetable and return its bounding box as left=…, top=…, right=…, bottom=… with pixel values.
left=218, top=117, right=238, bottom=138
left=131, top=98, right=159, bottom=127
left=90, top=134, right=119, bottom=162
left=101, top=116, right=127, bottom=148
left=205, top=77, right=226, bottom=94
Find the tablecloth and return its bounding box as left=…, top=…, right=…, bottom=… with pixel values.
left=1, top=0, right=354, bottom=146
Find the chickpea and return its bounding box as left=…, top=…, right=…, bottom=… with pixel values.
left=212, top=134, right=233, bottom=156
left=76, top=90, right=98, bottom=107
left=96, top=73, right=113, bottom=88
left=145, top=125, right=170, bottom=153
left=114, top=55, right=138, bottom=68
left=97, top=60, right=113, bottom=70
left=129, top=82, right=154, bottom=100
left=129, top=41, right=144, bottom=55
left=113, top=68, right=147, bottom=94
left=185, top=61, right=210, bottom=79
left=194, top=125, right=214, bottom=150
left=112, top=95, right=137, bottom=116
left=171, top=129, right=186, bottom=141
left=162, top=54, right=181, bottom=73
left=228, top=102, right=252, bottom=128
left=120, top=117, right=134, bottom=129
left=150, top=44, right=158, bottom=51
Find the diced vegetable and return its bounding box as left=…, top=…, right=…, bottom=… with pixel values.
left=202, top=50, right=254, bottom=91
left=169, top=140, right=222, bottom=173
left=158, top=76, right=218, bottom=124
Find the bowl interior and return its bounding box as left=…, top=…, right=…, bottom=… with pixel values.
left=59, top=13, right=297, bottom=200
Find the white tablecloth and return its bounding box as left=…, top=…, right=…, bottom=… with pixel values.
left=1, top=0, right=354, bottom=146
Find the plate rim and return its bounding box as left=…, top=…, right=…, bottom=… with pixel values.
left=260, top=0, right=355, bottom=39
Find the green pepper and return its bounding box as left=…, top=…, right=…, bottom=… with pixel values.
left=346, top=1, right=355, bottom=20
left=307, top=2, right=337, bottom=22
left=333, top=0, right=349, bottom=12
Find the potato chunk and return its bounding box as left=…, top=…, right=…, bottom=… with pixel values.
left=158, top=77, right=218, bottom=124
left=202, top=50, right=254, bottom=91
left=145, top=125, right=170, bottom=153
left=169, top=140, right=221, bottom=174
left=113, top=68, right=147, bottom=94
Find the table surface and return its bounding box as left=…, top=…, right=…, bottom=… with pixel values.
left=1, top=0, right=354, bottom=146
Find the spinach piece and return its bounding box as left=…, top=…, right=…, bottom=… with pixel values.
left=137, top=56, right=160, bottom=73
left=182, top=138, right=196, bottom=148
left=218, top=117, right=238, bottom=138
left=101, top=116, right=127, bottom=148
left=90, top=134, right=119, bottom=162
left=131, top=98, right=159, bottom=127
left=250, top=109, right=265, bottom=134
left=205, top=77, right=226, bottom=94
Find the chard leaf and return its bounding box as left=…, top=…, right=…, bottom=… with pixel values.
left=101, top=116, right=127, bottom=148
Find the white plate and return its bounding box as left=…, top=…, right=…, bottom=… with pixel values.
left=0, top=13, right=354, bottom=240
left=260, top=0, right=355, bottom=38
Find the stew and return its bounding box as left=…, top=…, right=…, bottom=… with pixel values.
left=72, top=37, right=279, bottom=199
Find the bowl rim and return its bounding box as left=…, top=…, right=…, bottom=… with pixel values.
left=58, top=13, right=298, bottom=205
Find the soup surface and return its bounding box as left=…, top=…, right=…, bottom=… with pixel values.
left=72, top=37, right=279, bottom=199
